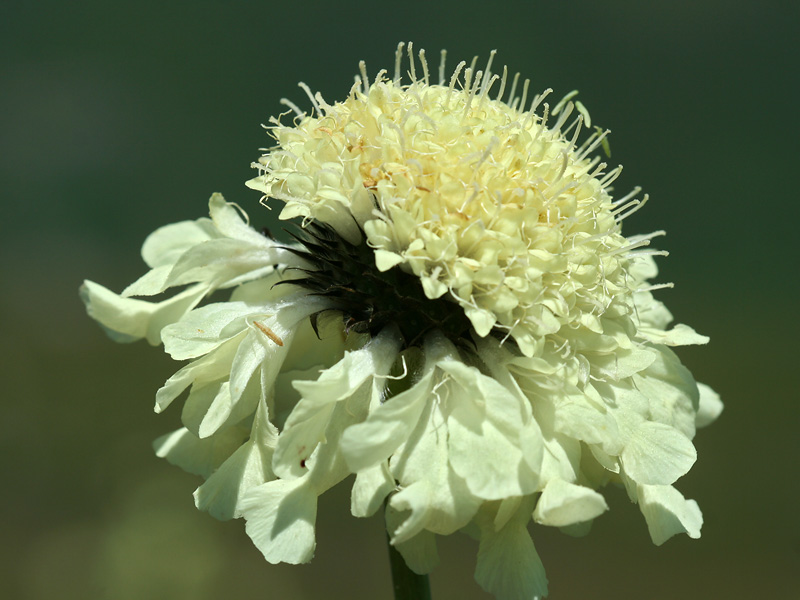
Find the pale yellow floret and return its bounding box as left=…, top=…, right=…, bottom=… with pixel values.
left=247, top=44, right=655, bottom=357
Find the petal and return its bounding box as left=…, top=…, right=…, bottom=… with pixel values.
left=181, top=381, right=232, bottom=439
left=153, top=425, right=248, bottom=478
left=193, top=438, right=272, bottom=520
left=474, top=496, right=548, bottom=600
left=208, top=193, right=271, bottom=246
left=533, top=479, right=608, bottom=527
left=194, top=398, right=278, bottom=520
left=239, top=477, right=318, bottom=565
left=80, top=280, right=205, bottom=345
left=351, top=462, right=395, bottom=518
left=161, top=301, right=255, bottom=360
left=385, top=503, right=439, bottom=574
left=388, top=400, right=482, bottom=542
left=633, top=346, right=699, bottom=440
left=695, top=383, right=723, bottom=428
left=140, top=218, right=216, bottom=269
left=340, top=370, right=434, bottom=473
left=641, top=323, right=710, bottom=346
left=621, top=422, right=696, bottom=485
left=441, top=361, right=540, bottom=499
left=587, top=346, right=657, bottom=380
left=276, top=329, right=401, bottom=479
left=638, top=484, right=702, bottom=545
left=155, top=335, right=242, bottom=414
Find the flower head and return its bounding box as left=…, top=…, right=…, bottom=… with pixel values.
left=82, top=43, right=722, bottom=599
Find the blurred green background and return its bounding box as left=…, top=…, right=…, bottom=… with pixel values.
left=2, top=1, right=797, bottom=598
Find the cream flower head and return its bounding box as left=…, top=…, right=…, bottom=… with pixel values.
left=82, top=43, right=722, bottom=599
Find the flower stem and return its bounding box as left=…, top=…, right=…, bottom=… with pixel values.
left=386, top=530, right=432, bottom=600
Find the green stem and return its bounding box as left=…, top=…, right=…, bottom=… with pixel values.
left=386, top=530, right=432, bottom=600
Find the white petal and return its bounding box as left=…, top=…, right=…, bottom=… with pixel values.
left=559, top=520, right=594, bottom=537
left=464, top=306, right=496, bottom=337
left=638, top=484, right=702, bottom=545
left=292, top=328, right=401, bottom=404
left=641, top=323, right=710, bottom=346
left=441, top=361, right=540, bottom=499
left=475, top=496, right=548, bottom=600
left=181, top=381, right=232, bottom=439
left=80, top=280, right=205, bottom=345
left=588, top=346, right=657, bottom=380
left=193, top=439, right=272, bottom=520
left=140, top=218, right=216, bottom=268
left=153, top=425, right=248, bottom=478
left=351, top=462, right=395, bottom=518
left=276, top=329, right=401, bottom=479
left=161, top=301, right=254, bottom=360
left=385, top=503, right=439, bottom=574
left=340, top=370, right=434, bottom=473
left=695, top=383, right=723, bottom=428
left=633, top=346, right=699, bottom=440
left=533, top=479, right=608, bottom=527
left=208, top=193, right=271, bottom=246
left=155, top=335, right=241, bottom=414
left=121, top=265, right=173, bottom=297
left=374, top=249, right=404, bottom=271
left=538, top=433, right=581, bottom=486
left=553, top=388, right=618, bottom=449
left=229, top=330, right=269, bottom=404
left=239, top=477, right=318, bottom=564
left=194, top=399, right=278, bottom=520
left=388, top=400, right=482, bottom=542
left=165, top=238, right=275, bottom=290
left=493, top=496, right=523, bottom=531
left=621, top=422, right=696, bottom=485
left=186, top=336, right=265, bottom=439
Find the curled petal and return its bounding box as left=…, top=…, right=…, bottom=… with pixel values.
left=638, top=484, right=702, bottom=545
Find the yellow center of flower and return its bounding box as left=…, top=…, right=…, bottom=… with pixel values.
left=248, top=45, right=657, bottom=357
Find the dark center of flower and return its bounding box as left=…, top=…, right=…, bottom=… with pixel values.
left=268, top=221, right=480, bottom=350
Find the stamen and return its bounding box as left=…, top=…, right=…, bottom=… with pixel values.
left=479, top=74, right=500, bottom=108
left=551, top=101, right=573, bottom=132
left=419, top=49, right=430, bottom=85
left=539, top=102, right=550, bottom=129
left=407, top=41, right=416, bottom=82
left=375, top=354, right=409, bottom=380
left=481, top=50, right=497, bottom=93
left=576, top=128, right=610, bottom=162
left=523, top=88, right=552, bottom=128
left=639, top=282, right=674, bottom=293
left=279, top=98, right=305, bottom=118
left=463, top=69, right=483, bottom=114
left=447, top=61, right=467, bottom=104
left=507, top=72, right=520, bottom=106
left=599, top=165, right=623, bottom=189
left=359, top=60, right=369, bottom=95
left=612, top=186, right=642, bottom=207
left=552, top=90, right=579, bottom=116
left=468, top=55, right=479, bottom=77
left=297, top=82, right=320, bottom=114
left=495, top=64, right=508, bottom=102
left=519, top=78, right=530, bottom=115
left=373, top=68, right=387, bottom=86
left=439, top=49, right=447, bottom=85
left=575, top=100, right=591, bottom=128
left=394, top=41, right=405, bottom=84
left=626, top=230, right=666, bottom=244
left=614, top=193, right=650, bottom=222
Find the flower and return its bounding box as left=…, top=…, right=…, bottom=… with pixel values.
left=81, top=43, right=722, bottom=599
